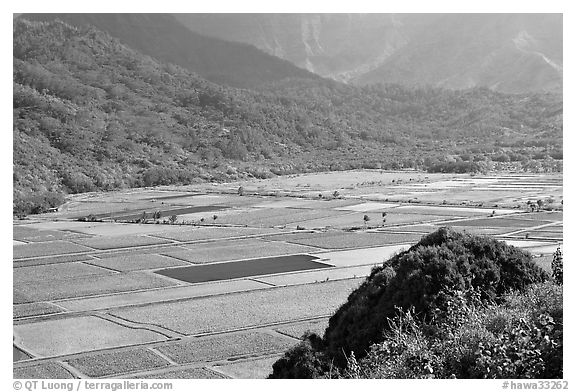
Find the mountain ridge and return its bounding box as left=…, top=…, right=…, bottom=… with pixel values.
left=18, top=13, right=321, bottom=89
left=173, top=13, right=562, bottom=93
left=355, top=14, right=562, bottom=93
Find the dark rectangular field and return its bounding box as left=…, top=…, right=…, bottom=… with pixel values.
left=110, top=205, right=229, bottom=221
left=86, top=205, right=228, bottom=221
left=155, top=254, right=331, bottom=284
left=147, top=193, right=204, bottom=201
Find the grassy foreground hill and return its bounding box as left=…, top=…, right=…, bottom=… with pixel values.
left=13, top=19, right=562, bottom=215
left=270, top=228, right=562, bottom=379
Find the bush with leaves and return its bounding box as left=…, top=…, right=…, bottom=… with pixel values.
left=322, top=227, right=547, bottom=366
left=13, top=191, right=65, bottom=217
left=551, top=248, right=563, bottom=285
left=472, top=313, right=560, bottom=378
left=337, top=282, right=562, bottom=379
left=268, top=333, right=332, bottom=379
left=269, top=228, right=549, bottom=378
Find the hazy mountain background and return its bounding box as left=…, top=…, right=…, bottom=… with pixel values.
left=173, top=13, right=563, bottom=93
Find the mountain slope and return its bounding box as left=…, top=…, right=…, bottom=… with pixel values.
left=173, top=13, right=562, bottom=93
left=18, top=13, right=319, bottom=89
left=173, top=13, right=417, bottom=82
left=13, top=19, right=561, bottom=215
left=356, top=14, right=563, bottom=93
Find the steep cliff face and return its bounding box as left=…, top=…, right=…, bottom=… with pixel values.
left=173, top=13, right=562, bottom=92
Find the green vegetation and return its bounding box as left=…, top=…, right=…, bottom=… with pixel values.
left=269, top=228, right=559, bottom=379
left=13, top=191, right=65, bottom=218
left=20, top=13, right=319, bottom=90
left=13, top=19, right=562, bottom=216
left=363, top=214, right=370, bottom=228
left=551, top=248, right=563, bottom=285
left=339, top=282, right=562, bottom=379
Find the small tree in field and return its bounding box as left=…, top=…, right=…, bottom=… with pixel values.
left=168, top=214, right=178, bottom=224
left=363, top=214, right=370, bottom=228
left=238, top=186, right=244, bottom=196
left=213, top=214, right=218, bottom=223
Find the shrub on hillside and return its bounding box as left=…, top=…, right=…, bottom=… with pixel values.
left=269, top=228, right=549, bottom=378
left=141, top=167, right=198, bottom=187
left=13, top=191, right=65, bottom=217
left=322, top=228, right=547, bottom=365
left=339, top=282, right=562, bottom=379
left=551, top=248, right=563, bottom=285
left=60, top=171, right=96, bottom=193
left=268, top=333, right=331, bottom=379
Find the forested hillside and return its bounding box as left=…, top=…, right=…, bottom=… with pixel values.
left=13, top=19, right=562, bottom=215
left=19, top=13, right=319, bottom=89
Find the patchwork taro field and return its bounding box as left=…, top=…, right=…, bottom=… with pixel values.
left=13, top=170, right=563, bottom=379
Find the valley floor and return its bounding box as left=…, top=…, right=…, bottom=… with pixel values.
left=13, top=170, right=563, bottom=379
